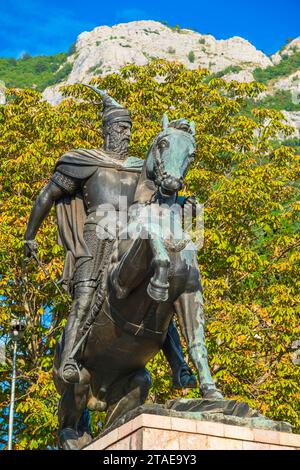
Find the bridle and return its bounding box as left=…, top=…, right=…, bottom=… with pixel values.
left=141, top=129, right=196, bottom=232
left=150, top=130, right=194, bottom=194
left=153, top=151, right=184, bottom=191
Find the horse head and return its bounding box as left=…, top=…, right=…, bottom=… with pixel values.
left=146, top=114, right=196, bottom=198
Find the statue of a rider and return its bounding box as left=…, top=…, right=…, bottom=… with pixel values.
left=24, top=86, right=197, bottom=388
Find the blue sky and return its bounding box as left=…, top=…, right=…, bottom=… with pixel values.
left=0, top=0, right=299, bottom=58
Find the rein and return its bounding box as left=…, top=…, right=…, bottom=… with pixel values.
left=153, top=151, right=183, bottom=190
left=102, top=299, right=165, bottom=340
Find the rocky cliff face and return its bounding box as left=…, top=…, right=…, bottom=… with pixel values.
left=67, top=20, right=271, bottom=81
left=43, top=20, right=272, bottom=103
left=42, top=20, right=300, bottom=138
left=271, top=37, right=300, bottom=65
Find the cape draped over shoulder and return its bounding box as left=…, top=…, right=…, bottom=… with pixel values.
left=54, top=148, right=144, bottom=291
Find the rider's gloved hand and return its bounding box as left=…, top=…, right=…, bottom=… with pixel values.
left=184, top=195, right=197, bottom=206
left=183, top=195, right=200, bottom=231
left=24, top=239, right=38, bottom=258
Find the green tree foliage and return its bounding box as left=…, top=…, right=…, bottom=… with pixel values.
left=212, top=65, right=243, bottom=79
left=253, top=51, right=300, bottom=84
left=0, top=53, right=71, bottom=92
left=0, top=61, right=299, bottom=449
left=255, top=89, right=300, bottom=112
left=187, top=51, right=195, bottom=63
left=284, top=137, right=300, bottom=154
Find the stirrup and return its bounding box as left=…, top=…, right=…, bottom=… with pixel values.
left=61, top=358, right=82, bottom=384
left=172, top=365, right=198, bottom=390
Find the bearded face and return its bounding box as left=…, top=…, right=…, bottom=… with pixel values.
left=103, top=121, right=131, bottom=158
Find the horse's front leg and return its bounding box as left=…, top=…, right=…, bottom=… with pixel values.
left=174, top=289, right=223, bottom=399
left=57, top=382, right=92, bottom=450
left=110, top=236, right=150, bottom=299
left=147, top=235, right=170, bottom=302
left=110, top=228, right=171, bottom=302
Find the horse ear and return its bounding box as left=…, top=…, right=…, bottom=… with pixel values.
left=190, top=121, right=196, bottom=136
left=161, top=113, right=169, bottom=130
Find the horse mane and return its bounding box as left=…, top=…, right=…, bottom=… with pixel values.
left=133, top=160, right=157, bottom=204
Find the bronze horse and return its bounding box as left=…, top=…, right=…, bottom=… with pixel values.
left=53, top=115, right=223, bottom=450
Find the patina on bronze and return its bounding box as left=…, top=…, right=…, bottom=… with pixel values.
left=24, top=87, right=221, bottom=448
left=24, top=87, right=196, bottom=388
left=56, top=112, right=223, bottom=449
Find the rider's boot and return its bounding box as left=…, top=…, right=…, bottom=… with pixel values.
left=200, top=383, right=224, bottom=400
left=162, top=320, right=198, bottom=389
left=59, top=289, right=93, bottom=384
left=59, top=329, right=82, bottom=384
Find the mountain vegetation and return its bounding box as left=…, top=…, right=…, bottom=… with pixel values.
left=256, top=90, right=300, bottom=112
left=253, top=51, right=300, bottom=84
left=0, top=21, right=299, bottom=124
left=0, top=53, right=72, bottom=92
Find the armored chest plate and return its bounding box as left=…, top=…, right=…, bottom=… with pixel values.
left=82, top=167, right=140, bottom=212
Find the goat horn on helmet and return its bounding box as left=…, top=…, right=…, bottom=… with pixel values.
left=82, top=83, right=132, bottom=126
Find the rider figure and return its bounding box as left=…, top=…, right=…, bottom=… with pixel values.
left=24, top=85, right=197, bottom=387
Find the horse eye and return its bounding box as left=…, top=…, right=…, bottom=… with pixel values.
left=158, top=140, right=169, bottom=149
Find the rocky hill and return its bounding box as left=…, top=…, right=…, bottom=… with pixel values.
left=42, top=21, right=300, bottom=140
left=42, top=20, right=273, bottom=103
left=1, top=20, right=299, bottom=139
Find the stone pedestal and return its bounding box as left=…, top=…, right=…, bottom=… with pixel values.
left=85, top=413, right=300, bottom=450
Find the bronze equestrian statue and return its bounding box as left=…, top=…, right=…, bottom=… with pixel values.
left=25, top=87, right=221, bottom=444
left=23, top=87, right=295, bottom=448
left=59, top=112, right=223, bottom=449
left=24, top=88, right=223, bottom=449
left=24, top=87, right=196, bottom=389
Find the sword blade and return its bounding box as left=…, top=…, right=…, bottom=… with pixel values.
left=30, top=250, right=67, bottom=299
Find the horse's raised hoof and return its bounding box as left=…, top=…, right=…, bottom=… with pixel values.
left=147, top=279, right=169, bottom=302
left=60, top=359, right=82, bottom=385
left=201, top=383, right=224, bottom=400
left=172, top=365, right=198, bottom=390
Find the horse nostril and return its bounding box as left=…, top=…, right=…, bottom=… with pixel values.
left=163, top=177, right=181, bottom=191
